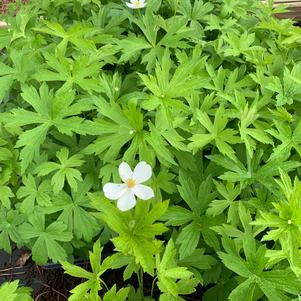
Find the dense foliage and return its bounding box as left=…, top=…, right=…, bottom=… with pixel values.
left=0, top=280, right=33, bottom=301
left=1, top=0, right=301, bottom=299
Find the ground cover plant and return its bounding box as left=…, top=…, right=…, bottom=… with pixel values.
left=1, top=0, right=301, bottom=299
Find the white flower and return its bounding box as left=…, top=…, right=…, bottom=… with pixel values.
left=103, top=161, right=154, bottom=211
left=0, top=21, right=8, bottom=28
left=126, top=0, right=147, bottom=9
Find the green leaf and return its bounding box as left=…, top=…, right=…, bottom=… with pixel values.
left=62, top=240, right=111, bottom=301
left=139, top=48, right=207, bottom=98
left=189, top=106, right=240, bottom=161
left=217, top=251, right=252, bottom=278
left=228, top=277, right=256, bottom=301
left=0, top=185, right=14, bottom=209
left=43, top=176, right=99, bottom=241
left=17, top=175, right=52, bottom=214
left=35, top=148, right=83, bottom=194
left=0, top=280, right=33, bottom=301
left=19, top=213, right=72, bottom=264
left=91, top=194, right=169, bottom=275
left=0, top=209, right=24, bottom=253
left=103, top=285, right=130, bottom=301
left=156, top=240, right=199, bottom=299
left=118, top=34, right=152, bottom=63
left=33, top=52, right=103, bottom=93
left=5, top=83, right=93, bottom=173
left=163, top=172, right=218, bottom=258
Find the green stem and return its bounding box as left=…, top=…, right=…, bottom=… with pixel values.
left=140, top=267, right=144, bottom=298
left=138, top=8, right=142, bottom=19
left=150, top=276, right=158, bottom=299
left=100, top=279, right=109, bottom=292
left=137, top=267, right=144, bottom=299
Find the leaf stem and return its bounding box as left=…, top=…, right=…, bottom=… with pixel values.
left=150, top=276, right=158, bottom=299
left=100, top=279, right=109, bottom=292
left=137, top=267, right=144, bottom=299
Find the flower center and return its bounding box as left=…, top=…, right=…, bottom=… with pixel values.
left=133, top=0, right=141, bottom=7
left=126, top=179, right=136, bottom=189
left=288, top=219, right=292, bottom=225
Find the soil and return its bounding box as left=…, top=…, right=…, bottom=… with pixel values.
left=0, top=247, right=144, bottom=300
left=0, top=0, right=28, bottom=14
left=0, top=247, right=83, bottom=300
left=0, top=246, right=204, bottom=300
left=28, top=265, right=86, bottom=301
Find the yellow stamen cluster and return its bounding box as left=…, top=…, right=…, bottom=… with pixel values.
left=133, top=0, right=141, bottom=7
left=126, top=179, right=136, bottom=188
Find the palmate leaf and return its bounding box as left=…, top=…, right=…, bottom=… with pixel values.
left=156, top=240, right=199, bottom=300
left=43, top=175, right=99, bottom=241
left=102, top=285, right=130, bottom=301
left=154, top=15, right=195, bottom=49
left=202, top=267, right=237, bottom=301
left=33, top=52, right=103, bottom=93
left=146, top=123, right=178, bottom=166
left=163, top=171, right=221, bottom=259
left=152, top=170, right=177, bottom=201
left=0, top=49, right=37, bottom=101
left=205, top=14, right=239, bottom=35
left=219, top=90, right=274, bottom=158
left=62, top=240, right=130, bottom=301
left=34, top=148, right=84, bottom=194
left=251, top=170, right=301, bottom=274
left=0, top=134, right=10, bottom=150
left=0, top=65, right=15, bottom=102
left=90, top=193, right=169, bottom=275
left=205, top=66, right=253, bottom=94
left=177, top=0, right=214, bottom=24
left=188, top=105, right=241, bottom=161
left=0, top=167, right=14, bottom=209
left=223, top=32, right=263, bottom=57
left=228, top=277, right=257, bottom=301
left=0, top=280, right=33, bottom=301
left=34, top=21, right=97, bottom=54
left=84, top=100, right=141, bottom=162
left=208, top=149, right=301, bottom=190
left=62, top=240, right=105, bottom=301
left=5, top=83, right=94, bottom=173
left=179, top=248, right=217, bottom=272
left=139, top=48, right=207, bottom=99
left=85, top=100, right=177, bottom=166
left=19, top=212, right=73, bottom=264
left=266, top=64, right=301, bottom=106
left=117, top=33, right=152, bottom=64
left=266, top=119, right=301, bottom=161
left=0, top=208, right=24, bottom=253
left=216, top=203, right=301, bottom=301
left=124, top=4, right=194, bottom=71
left=0, top=185, right=14, bottom=209
left=16, top=175, right=52, bottom=214
left=206, top=181, right=241, bottom=225
left=0, top=137, right=13, bottom=161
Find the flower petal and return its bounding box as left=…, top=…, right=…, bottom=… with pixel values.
left=125, top=1, right=146, bottom=8
left=117, top=190, right=136, bottom=211
left=0, top=21, right=8, bottom=28
left=133, top=184, right=154, bottom=200
left=133, top=161, right=152, bottom=183
left=119, top=162, right=133, bottom=182
left=125, top=2, right=139, bottom=8
left=103, top=183, right=126, bottom=200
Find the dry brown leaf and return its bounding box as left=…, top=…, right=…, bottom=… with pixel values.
left=16, top=252, right=32, bottom=267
